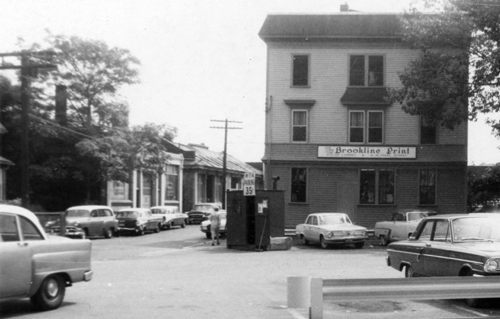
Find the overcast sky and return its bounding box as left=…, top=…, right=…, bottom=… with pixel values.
left=1, top=0, right=499, bottom=165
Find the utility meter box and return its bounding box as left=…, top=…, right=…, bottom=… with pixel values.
left=226, top=190, right=284, bottom=250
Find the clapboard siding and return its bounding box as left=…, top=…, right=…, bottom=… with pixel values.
left=267, top=42, right=466, bottom=147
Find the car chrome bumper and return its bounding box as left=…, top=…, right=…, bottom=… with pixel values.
left=324, top=236, right=367, bottom=244
left=47, top=227, right=85, bottom=238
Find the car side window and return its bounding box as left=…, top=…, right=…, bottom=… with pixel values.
left=312, top=216, right=318, bottom=226
left=417, top=221, right=433, bottom=240
left=432, top=220, right=449, bottom=242
left=90, top=210, right=98, bottom=218
left=0, top=213, right=20, bottom=242
left=20, top=216, right=44, bottom=241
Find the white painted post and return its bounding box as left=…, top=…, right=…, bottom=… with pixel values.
left=310, top=278, right=323, bottom=319
left=287, top=276, right=311, bottom=308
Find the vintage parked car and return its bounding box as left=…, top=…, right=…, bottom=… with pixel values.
left=386, top=213, right=500, bottom=307
left=150, top=205, right=188, bottom=230
left=116, top=208, right=163, bottom=236
left=187, top=203, right=223, bottom=224
left=295, top=212, right=368, bottom=249
left=46, top=205, right=119, bottom=239
left=200, top=211, right=227, bottom=239
left=0, top=204, right=93, bottom=311
left=374, top=209, right=436, bottom=245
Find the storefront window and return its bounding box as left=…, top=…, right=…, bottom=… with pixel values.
left=165, top=165, right=178, bottom=201
left=360, top=169, right=395, bottom=204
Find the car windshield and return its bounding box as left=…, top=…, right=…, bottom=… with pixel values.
left=66, top=210, right=90, bottom=217
left=194, top=205, right=214, bottom=211
left=320, top=215, right=351, bottom=225
left=452, top=217, right=500, bottom=242
left=116, top=211, right=139, bottom=218
left=151, top=209, right=167, bottom=214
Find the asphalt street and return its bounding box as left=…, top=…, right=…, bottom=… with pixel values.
left=2, top=225, right=500, bottom=319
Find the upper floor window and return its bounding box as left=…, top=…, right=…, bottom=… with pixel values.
left=292, top=55, right=309, bottom=87
left=421, top=118, right=437, bottom=144
left=291, top=168, right=307, bottom=203
left=349, top=55, right=384, bottom=87
left=349, top=110, right=384, bottom=144
left=292, top=110, right=308, bottom=142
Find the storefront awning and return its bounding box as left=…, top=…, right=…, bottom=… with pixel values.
left=340, top=87, right=391, bottom=106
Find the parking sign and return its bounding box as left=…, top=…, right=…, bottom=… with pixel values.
left=243, top=172, right=256, bottom=196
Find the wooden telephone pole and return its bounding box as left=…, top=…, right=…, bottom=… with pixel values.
left=210, top=119, right=242, bottom=209
left=0, top=51, right=56, bottom=207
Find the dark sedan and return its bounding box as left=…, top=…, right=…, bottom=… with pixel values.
left=386, top=213, right=500, bottom=307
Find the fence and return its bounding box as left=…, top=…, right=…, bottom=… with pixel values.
left=287, top=276, right=500, bottom=319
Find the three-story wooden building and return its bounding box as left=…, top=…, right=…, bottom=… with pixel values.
left=259, top=12, right=468, bottom=229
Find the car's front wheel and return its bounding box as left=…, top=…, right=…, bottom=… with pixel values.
left=320, top=236, right=329, bottom=249
left=302, top=235, right=309, bottom=246
left=404, top=265, right=414, bottom=278
left=460, top=269, right=484, bottom=308
left=136, top=226, right=145, bottom=236
left=154, top=224, right=160, bottom=233
left=354, top=242, right=364, bottom=249
left=103, top=228, right=113, bottom=239
left=31, top=275, right=66, bottom=311
left=181, top=220, right=186, bottom=228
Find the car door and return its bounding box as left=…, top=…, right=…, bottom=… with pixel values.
left=421, top=219, right=452, bottom=276
left=302, top=216, right=314, bottom=242
left=88, top=209, right=103, bottom=236
left=0, top=213, right=36, bottom=299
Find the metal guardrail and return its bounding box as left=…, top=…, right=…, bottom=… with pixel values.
left=287, top=276, right=500, bottom=319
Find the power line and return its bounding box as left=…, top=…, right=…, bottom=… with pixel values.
left=210, top=119, right=242, bottom=209
left=0, top=50, right=57, bottom=208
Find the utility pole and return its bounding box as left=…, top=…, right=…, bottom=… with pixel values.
left=210, top=119, right=242, bottom=209
left=0, top=51, right=57, bottom=208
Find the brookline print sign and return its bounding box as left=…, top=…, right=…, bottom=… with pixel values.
left=318, top=146, right=416, bottom=159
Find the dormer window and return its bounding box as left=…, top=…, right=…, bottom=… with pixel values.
left=349, top=55, right=384, bottom=87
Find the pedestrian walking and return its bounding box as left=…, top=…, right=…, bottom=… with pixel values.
left=210, top=207, right=221, bottom=246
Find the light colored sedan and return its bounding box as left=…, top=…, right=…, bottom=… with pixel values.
left=150, top=206, right=188, bottom=230
left=0, top=204, right=93, bottom=311
left=295, top=212, right=368, bottom=249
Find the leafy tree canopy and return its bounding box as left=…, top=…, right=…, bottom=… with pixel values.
left=19, top=32, right=141, bottom=131
left=393, top=0, right=500, bottom=131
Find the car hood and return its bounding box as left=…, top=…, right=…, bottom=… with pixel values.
left=66, top=216, right=90, bottom=223
left=319, top=224, right=367, bottom=231
left=456, top=241, right=500, bottom=253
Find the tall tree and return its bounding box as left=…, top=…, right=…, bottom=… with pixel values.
left=2, top=34, right=142, bottom=210
left=392, top=0, right=500, bottom=132
left=34, top=33, right=141, bottom=130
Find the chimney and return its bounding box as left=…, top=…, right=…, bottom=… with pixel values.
left=340, top=3, right=349, bottom=12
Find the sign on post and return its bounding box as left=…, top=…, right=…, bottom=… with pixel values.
left=243, top=172, right=256, bottom=196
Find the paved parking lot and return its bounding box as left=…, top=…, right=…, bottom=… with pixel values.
left=2, top=226, right=500, bottom=318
